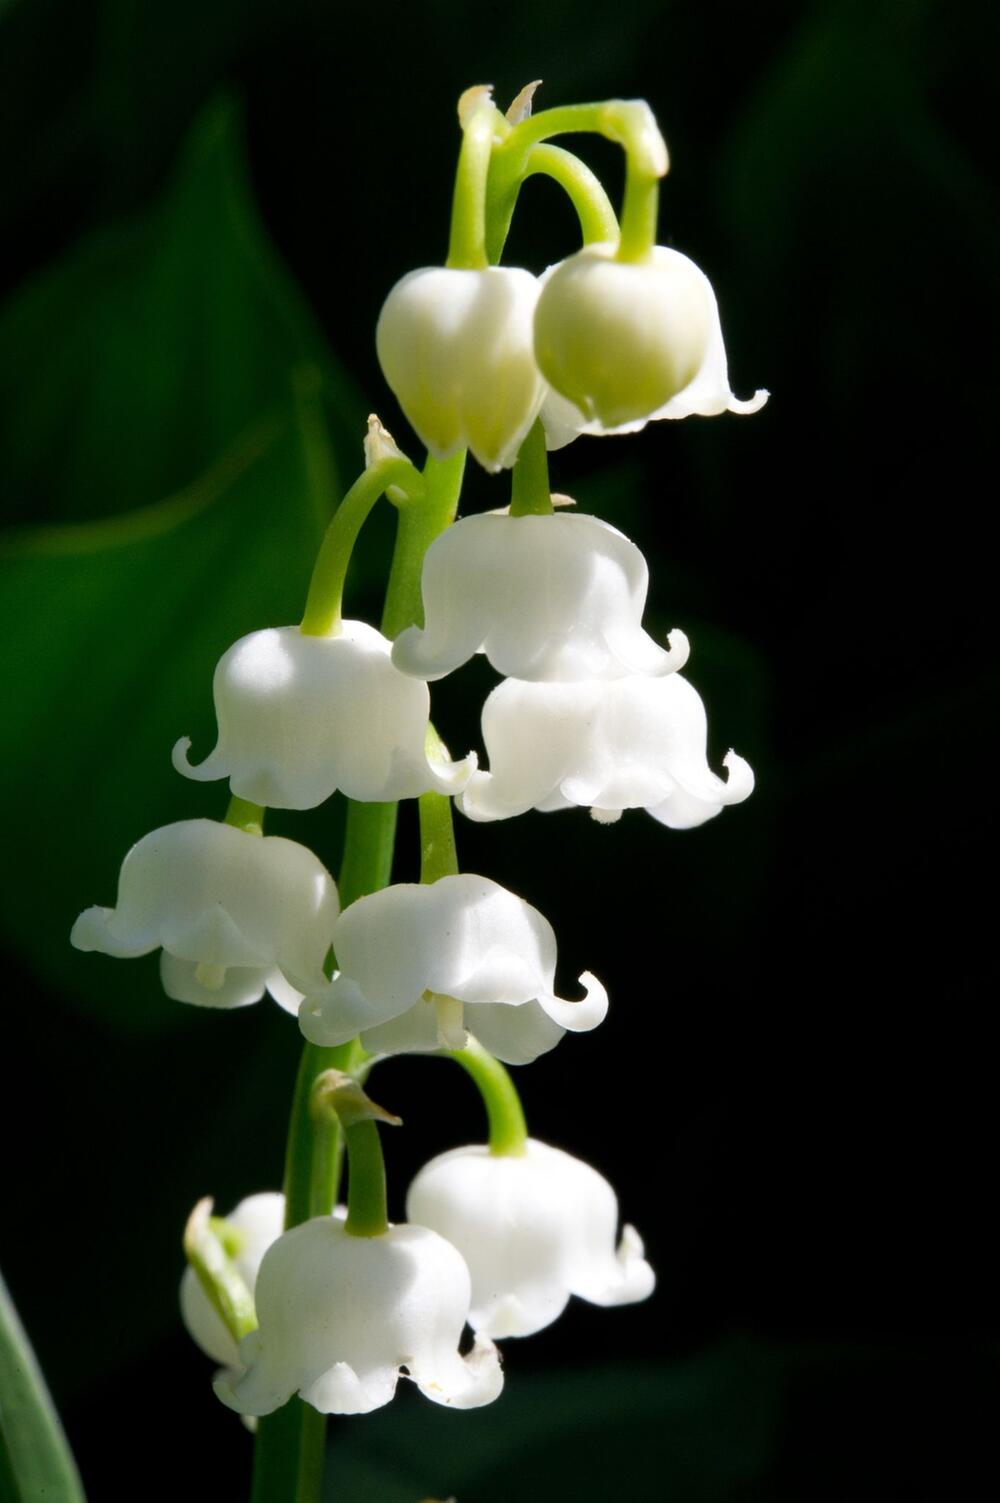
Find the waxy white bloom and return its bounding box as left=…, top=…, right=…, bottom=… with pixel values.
left=181, top=1192, right=286, bottom=1372
left=392, top=511, right=689, bottom=682
left=299, top=874, right=607, bottom=1064
left=215, top=1217, right=503, bottom=1416
left=173, top=620, right=473, bottom=810
left=71, top=819, right=339, bottom=996
left=457, top=674, right=754, bottom=826
left=375, top=265, right=546, bottom=472
left=407, top=1140, right=655, bottom=1338
left=535, top=244, right=768, bottom=449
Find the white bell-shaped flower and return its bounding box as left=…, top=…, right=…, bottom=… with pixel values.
left=180, top=1192, right=286, bottom=1372
left=70, top=819, right=339, bottom=995
left=406, top=1140, right=655, bottom=1338
left=215, top=1216, right=503, bottom=1416
left=457, top=674, right=754, bottom=826
left=391, top=511, right=689, bottom=682
left=375, top=265, right=546, bottom=472
left=172, top=620, right=474, bottom=810
left=299, top=874, right=607, bottom=1064
left=535, top=244, right=768, bottom=449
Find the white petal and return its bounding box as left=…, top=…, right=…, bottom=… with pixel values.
left=160, top=953, right=268, bottom=1009
left=301, top=1362, right=398, bottom=1415
left=536, top=970, right=608, bottom=1033
left=392, top=512, right=683, bottom=683
left=359, top=999, right=463, bottom=1056
left=173, top=622, right=474, bottom=810
left=466, top=999, right=565, bottom=1065
left=570, top=1223, right=657, bottom=1308
left=407, top=1332, right=504, bottom=1409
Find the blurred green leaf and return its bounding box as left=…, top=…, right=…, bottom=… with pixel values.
left=0, top=1270, right=86, bottom=1503
left=325, top=1342, right=781, bottom=1503
left=0, top=95, right=365, bottom=1031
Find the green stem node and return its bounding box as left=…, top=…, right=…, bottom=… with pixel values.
left=343, top=1120, right=391, bottom=1237
left=617, top=163, right=660, bottom=263
left=380, top=451, right=466, bottom=638
left=447, top=1038, right=529, bottom=1157
left=486, top=142, right=619, bottom=263
left=224, top=795, right=264, bottom=835
left=300, top=457, right=424, bottom=637
left=509, top=418, right=553, bottom=516
left=419, top=730, right=460, bottom=883
left=487, top=97, right=665, bottom=264
left=446, top=94, right=504, bottom=270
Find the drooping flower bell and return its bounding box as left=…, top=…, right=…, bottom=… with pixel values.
left=407, top=1140, right=654, bottom=1338
left=181, top=1192, right=286, bottom=1374
left=70, top=819, right=339, bottom=996
left=375, top=265, right=546, bottom=472
left=299, top=874, right=607, bottom=1063
left=172, top=620, right=474, bottom=811
left=457, top=673, right=754, bottom=826
left=535, top=244, right=768, bottom=449
left=391, top=510, right=689, bottom=682
left=214, top=1216, right=503, bottom=1416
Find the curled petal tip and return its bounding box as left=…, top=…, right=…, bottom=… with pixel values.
left=538, top=970, right=609, bottom=1033
left=664, top=627, right=690, bottom=672
left=70, top=905, right=111, bottom=952
left=721, top=750, right=755, bottom=802
left=729, top=387, right=769, bottom=415
left=428, top=746, right=478, bottom=795
left=171, top=734, right=218, bottom=783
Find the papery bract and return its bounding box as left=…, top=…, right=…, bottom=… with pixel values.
left=299, top=874, right=607, bottom=1063
left=180, top=1192, right=286, bottom=1371
left=407, top=1140, right=654, bottom=1338
left=215, top=1217, right=503, bottom=1416
left=173, top=620, right=473, bottom=810
left=536, top=244, right=768, bottom=449
left=392, top=511, right=689, bottom=682
left=457, top=673, right=754, bottom=826
left=70, top=819, right=339, bottom=995
left=375, top=265, right=546, bottom=472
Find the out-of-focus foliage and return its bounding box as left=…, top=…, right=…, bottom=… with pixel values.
left=0, top=98, right=364, bottom=1032
left=0, top=1273, right=86, bottom=1503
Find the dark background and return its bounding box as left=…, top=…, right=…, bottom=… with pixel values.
left=1, top=0, right=997, bottom=1498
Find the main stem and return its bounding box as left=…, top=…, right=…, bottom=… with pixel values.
left=249, top=447, right=466, bottom=1503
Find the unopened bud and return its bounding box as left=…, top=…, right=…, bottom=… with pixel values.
left=534, top=244, right=713, bottom=428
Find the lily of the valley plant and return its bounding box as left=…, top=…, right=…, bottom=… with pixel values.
left=72, top=81, right=766, bottom=1502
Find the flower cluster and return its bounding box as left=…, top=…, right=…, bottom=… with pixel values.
left=71, top=83, right=765, bottom=1452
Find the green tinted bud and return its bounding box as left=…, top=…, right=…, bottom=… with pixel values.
left=533, top=244, right=713, bottom=428
left=376, top=266, right=545, bottom=473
